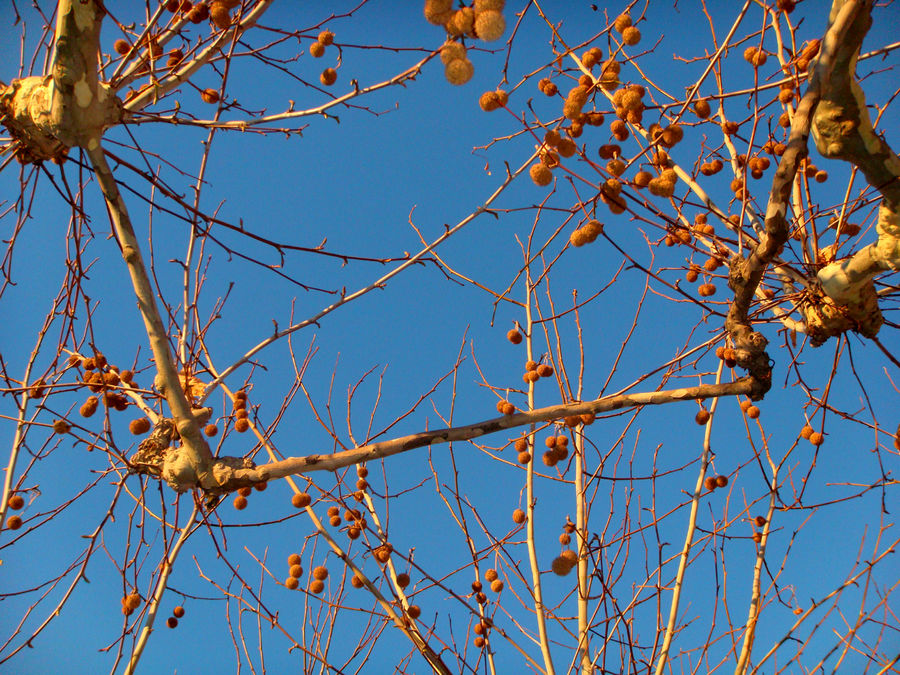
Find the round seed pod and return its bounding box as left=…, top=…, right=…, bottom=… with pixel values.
left=291, top=492, right=311, bottom=508
left=209, top=0, right=233, bottom=29
left=512, top=508, right=526, bottom=524
left=407, top=605, right=421, bottom=619
left=235, top=418, right=250, bottom=432
left=517, top=451, right=531, bottom=464
left=704, top=476, right=717, bottom=491
left=347, top=526, right=361, bottom=539
left=233, top=495, right=248, bottom=510
left=752, top=532, right=762, bottom=543
left=320, top=68, right=337, bottom=86
left=289, top=565, right=303, bottom=579
left=559, top=533, right=571, bottom=545
left=754, top=515, right=767, bottom=527
left=695, top=409, right=710, bottom=425
left=440, top=41, right=466, bottom=64
left=288, top=553, right=302, bottom=566
left=715, top=475, right=728, bottom=488
left=614, top=13, right=632, bottom=31
left=693, top=98, right=712, bottom=118
left=506, top=328, right=523, bottom=344
left=581, top=47, right=604, bottom=69
left=799, top=424, right=813, bottom=439
left=621, top=26, right=641, bottom=46
left=485, top=568, right=498, bottom=582
left=537, top=363, right=554, bottom=377
left=238, top=486, right=252, bottom=497
left=329, top=515, right=341, bottom=527
left=396, top=573, right=410, bottom=588
left=472, top=580, right=483, bottom=592
left=313, top=565, right=328, bottom=580
left=490, top=580, right=503, bottom=592
left=309, top=41, right=325, bottom=57
left=200, top=88, right=220, bottom=104
left=447, top=8, right=475, bottom=37
left=53, top=420, right=70, bottom=434
left=166, top=617, right=178, bottom=629
left=551, top=555, right=574, bottom=576
left=114, top=39, right=130, bottom=55
left=530, top=162, right=553, bottom=186
left=204, top=424, right=218, bottom=437
left=8, top=495, right=24, bottom=510
left=424, top=0, right=453, bottom=25
left=80, top=396, right=99, bottom=418
left=285, top=577, right=299, bottom=590
left=557, top=137, right=576, bottom=157
left=129, top=418, right=151, bottom=435
left=747, top=406, right=760, bottom=419
left=563, top=85, right=590, bottom=121
left=474, top=9, right=505, bottom=41
left=479, top=91, right=501, bottom=112
left=5, top=515, right=22, bottom=530
left=445, top=58, right=474, bottom=85
left=722, top=120, right=739, bottom=135
left=581, top=413, right=596, bottom=425
left=310, top=579, right=325, bottom=594
left=374, top=544, right=392, bottom=563
left=809, top=432, right=824, bottom=446
left=255, top=481, right=267, bottom=492
left=318, top=30, right=334, bottom=46
left=173, top=606, right=185, bottom=618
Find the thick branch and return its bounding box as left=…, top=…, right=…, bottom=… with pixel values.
left=209, top=378, right=759, bottom=490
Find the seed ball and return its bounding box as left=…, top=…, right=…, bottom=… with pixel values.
left=328, top=515, right=341, bottom=527
left=285, top=577, right=299, bottom=590
left=614, top=13, right=632, bottom=31
left=320, top=68, right=337, bottom=86
left=234, top=418, right=250, bottom=432
left=310, top=579, right=325, bottom=594
left=166, top=617, right=178, bottom=628
left=129, top=418, right=151, bottom=435
left=800, top=425, right=813, bottom=439
left=374, top=544, right=393, bottom=563
left=704, top=476, right=717, bottom=491
left=514, top=437, right=528, bottom=452
left=814, top=170, right=828, bottom=183
left=80, top=397, right=99, bottom=417
left=440, top=40, right=466, bottom=64
left=445, top=58, right=474, bottom=85
left=506, top=328, right=523, bottom=344
left=517, top=451, right=531, bottom=464
left=5, top=515, right=22, bottom=530
left=754, top=516, right=767, bottom=527
left=407, top=605, right=421, bottom=619
left=350, top=575, right=365, bottom=589
left=233, top=495, right=248, bottom=510
left=8, top=495, right=24, bottom=510
left=693, top=99, right=712, bottom=118
left=746, top=406, right=760, bottom=419
left=204, top=424, right=218, bottom=437
left=722, top=120, right=739, bottom=135
left=695, top=409, right=710, bottom=425
left=396, top=573, right=410, bottom=588
left=114, top=39, right=130, bottom=55
left=126, top=593, right=141, bottom=610
left=484, top=568, right=499, bottom=582
left=288, top=553, right=302, bottom=566
left=490, top=580, right=503, bottom=592
left=209, top=1, right=232, bottom=28
left=472, top=580, right=483, bottom=592
left=317, top=30, right=334, bottom=46
left=474, top=9, right=505, bottom=41
left=291, top=492, right=311, bottom=508
left=752, top=532, right=762, bottom=543
left=808, top=432, right=824, bottom=446
left=479, top=91, right=501, bottom=112
left=309, top=40, right=325, bottom=57
left=539, top=78, right=558, bottom=96
left=424, top=0, right=454, bottom=25
left=715, top=475, right=728, bottom=488
left=559, top=533, right=571, bottom=545
left=621, top=26, right=640, bottom=45
left=287, top=565, right=302, bottom=580
left=447, top=8, right=475, bottom=37
left=530, top=163, right=553, bottom=186
left=512, top=508, right=526, bottom=524
left=200, top=88, right=220, bottom=104
left=542, top=451, right=557, bottom=467
left=53, top=420, right=71, bottom=434
left=537, top=364, right=554, bottom=377
left=173, top=605, right=185, bottom=618
left=551, top=555, right=574, bottom=576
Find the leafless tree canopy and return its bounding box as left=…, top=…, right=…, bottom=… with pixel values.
left=1, top=1, right=898, bottom=673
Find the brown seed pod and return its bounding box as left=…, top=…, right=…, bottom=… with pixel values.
left=517, top=451, right=531, bottom=464
left=506, top=328, right=523, bottom=344
left=530, top=162, right=552, bottom=186
left=447, top=8, right=475, bottom=37
left=754, top=515, right=767, bottom=527
left=114, top=39, right=130, bottom=55
left=514, top=437, right=528, bottom=452
left=209, top=0, right=233, bottom=29
left=715, top=475, right=728, bottom=488
left=563, top=85, right=590, bottom=121
left=581, top=413, right=596, bottom=425
left=284, top=577, right=299, bottom=590
left=318, top=30, right=334, bottom=46
left=551, top=555, right=574, bottom=576
left=559, top=533, right=571, bottom=545
left=693, top=98, right=712, bottom=119
left=695, top=409, right=710, bottom=425
left=614, top=13, right=632, bottom=32
left=233, top=495, right=248, bottom=510
left=8, top=495, right=24, bottom=510
left=396, top=573, right=410, bottom=588
left=746, top=405, right=760, bottom=419
left=5, top=515, right=22, bottom=530
left=52, top=419, right=70, bottom=435
left=440, top=40, right=466, bottom=64
left=632, top=171, right=652, bottom=187
left=621, top=26, right=640, bottom=46
left=309, top=40, right=325, bottom=58
left=238, top=486, right=252, bottom=497
left=407, top=605, right=421, bottom=619
left=291, top=492, right=311, bottom=508
left=490, top=580, right=504, bottom=592
left=288, top=553, right=302, bottom=566
left=129, top=418, right=151, bottom=435
left=484, top=568, right=498, bottom=582
left=424, top=0, right=453, bottom=24
left=537, top=363, right=554, bottom=377
left=173, top=605, right=185, bottom=618
left=479, top=91, right=501, bottom=112
left=313, top=565, right=329, bottom=580
left=320, top=68, right=337, bottom=86
left=166, top=617, right=179, bottom=629
left=800, top=424, right=814, bottom=439
left=80, top=396, right=100, bottom=418
left=373, top=543, right=393, bottom=563
left=512, top=508, right=526, bottom=524
left=471, top=580, right=483, bottom=592
left=204, top=424, right=218, bottom=437
left=557, top=137, right=576, bottom=158
left=329, top=515, right=342, bottom=527
left=704, top=476, right=717, bottom=491
left=474, top=9, right=505, bottom=41
left=310, top=579, right=325, bottom=594
left=200, top=88, right=220, bottom=104
left=808, top=432, right=824, bottom=446
left=235, top=418, right=250, bottom=433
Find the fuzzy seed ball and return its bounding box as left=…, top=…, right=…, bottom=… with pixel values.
left=5, top=515, right=22, bottom=530
left=514, top=437, right=528, bottom=452
left=447, top=8, right=475, bottom=37
left=537, top=363, right=554, bottom=377
left=288, top=553, right=302, bottom=566
left=285, top=577, right=299, bottom=590
left=407, top=605, right=421, bottom=619
left=129, top=417, right=151, bottom=435
left=512, top=508, right=526, bottom=524
left=374, top=544, right=393, bottom=563
left=233, top=495, right=248, bottom=510
left=396, top=573, right=410, bottom=588
left=621, top=26, right=641, bottom=46
left=329, top=515, right=341, bottom=527
left=808, top=432, right=824, bottom=446
left=746, top=405, right=760, bottom=419
left=563, top=85, right=590, bottom=120
left=310, top=579, right=325, bottom=594
left=173, top=605, right=185, bottom=618
left=209, top=1, right=233, bottom=29
left=704, top=476, right=717, bottom=491
left=204, top=424, right=218, bottom=437
left=445, top=58, right=474, bottom=85
left=479, top=91, right=501, bottom=112
left=53, top=420, right=71, bottom=435
left=8, top=495, right=24, bottom=510
left=201, top=88, right=220, bottom=104
left=114, top=39, right=130, bottom=55
left=166, top=617, right=178, bottom=629
left=474, top=9, right=505, bottom=42
left=800, top=424, right=813, bottom=439
left=695, top=409, right=710, bottom=425
left=715, top=475, right=728, bottom=488
left=440, top=40, right=466, bottom=64
left=754, top=515, right=767, bottom=527
left=530, top=162, right=553, bottom=187
left=291, top=492, right=311, bottom=508
left=309, top=40, right=325, bottom=58
left=235, top=418, right=250, bottom=433
left=517, top=451, right=531, bottom=464
left=254, top=481, right=267, bottom=492
left=424, top=0, right=454, bottom=25
left=484, top=568, right=498, bottom=582
left=320, top=68, right=337, bottom=86
left=238, top=486, right=252, bottom=497
left=350, top=574, right=364, bottom=588
left=317, top=30, right=334, bottom=46
left=614, top=13, right=632, bottom=31
left=551, top=555, right=574, bottom=576
left=490, top=580, right=503, bottom=592
left=506, top=328, right=523, bottom=344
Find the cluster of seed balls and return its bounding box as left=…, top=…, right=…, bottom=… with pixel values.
left=426, top=0, right=507, bottom=85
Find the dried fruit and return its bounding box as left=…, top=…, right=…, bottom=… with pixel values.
left=621, top=26, right=641, bottom=46
left=173, top=606, right=185, bottom=618
left=204, top=424, right=218, bottom=437
left=320, top=68, right=337, bottom=86
left=80, top=396, right=99, bottom=418
left=285, top=577, right=299, bottom=590
left=310, top=579, right=325, bottom=594
left=291, top=492, right=311, bottom=508
left=396, top=573, right=410, bottom=588
left=166, top=617, right=178, bottom=629
left=440, top=41, right=466, bottom=64
left=8, top=495, right=24, bottom=510
left=114, top=39, right=130, bottom=55
left=808, top=432, right=824, bottom=446
left=52, top=419, right=70, bottom=434
left=695, top=409, right=710, bottom=425
left=800, top=424, right=813, bottom=439
left=309, top=41, right=325, bottom=58
left=754, top=516, right=767, bottom=527
left=530, top=162, right=553, bottom=186
left=474, top=9, right=505, bottom=41
left=235, top=418, right=250, bottom=433
left=200, top=88, right=220, bottom=104
left=313, top=565, right=329, bottom=580
left=704, top=476, right=717, bottom=491
left=512, top=508, right=526, bottom=524
left=715, top=475, right=728, bottom=488
left=129, top=418, right=151, bottom=435
left=490, top=580, right=504, bottom=592
left=424, top=0, right=453, bottom=25
left=444, top=58, right=474, bottom=85
left=318, top=30, right=334, bottom=46
left=407, top=605, right=421, bottom=619
left=233, top=495, right=248, bottom=510
left=5, top=515, right=22, bottom=530
left=288, top=553, right=302, bottom=566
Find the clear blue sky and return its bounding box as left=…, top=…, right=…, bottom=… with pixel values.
left=1, top=2, right=898, bottom=673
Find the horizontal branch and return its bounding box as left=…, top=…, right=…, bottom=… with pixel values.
left=211, top=377, right=760, bottom=490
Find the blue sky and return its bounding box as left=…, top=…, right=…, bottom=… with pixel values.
left=1, top=1, right=898, bottom=673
